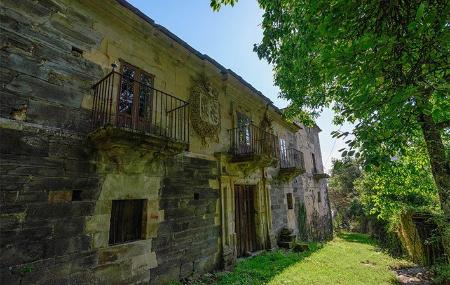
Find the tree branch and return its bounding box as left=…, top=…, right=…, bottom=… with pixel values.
left=436, top=120, right=450, bottom=130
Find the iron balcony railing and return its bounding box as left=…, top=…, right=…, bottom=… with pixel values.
left=229, top=124, right=279, bottom=159
left=91, top=71, right=189, bottom=144
left=280, top=148, right=305, bottom=170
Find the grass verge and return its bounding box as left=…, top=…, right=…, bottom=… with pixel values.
left=175, top=232, right=417, bottom=285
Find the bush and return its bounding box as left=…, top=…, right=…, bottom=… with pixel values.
left=432, top=263, right=450, bottom=285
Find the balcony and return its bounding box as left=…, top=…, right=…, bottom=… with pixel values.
left=313, top=168, right=330, bottom=180
left=279, top=148, right=305, bottom=180
left=90, top=71, right=189, bottom=153
left=228, top=124, right=279, bottom=166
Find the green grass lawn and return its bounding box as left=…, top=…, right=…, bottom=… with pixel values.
left=201, top=232, right=413, bottom=285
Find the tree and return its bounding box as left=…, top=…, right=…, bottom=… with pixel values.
left=356, top=143, right=440, bottom=222
left=212, top=0, right=450, bottom=218
left=328, top=158, right=364, bottom=230
left=355, top=142, right=447, bottom=262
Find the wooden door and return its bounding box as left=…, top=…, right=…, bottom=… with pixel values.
left=117, top=62, right=154, bottom=132
left=234, top=185, right=257, bottom=257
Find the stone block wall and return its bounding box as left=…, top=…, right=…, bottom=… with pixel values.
left=151, top=157, right=220, bottom=284
left=0, top=121, right=221, bottom=285
left=295, top=175, right=332, bottom=241
left=269, top=124, right=333, bottom=243
left=270, top=184, right=289, bottom=237
left=0, top=1, right=223, bottom=284
left=0, top=122, right=101, bottom=285
left=1, top=1, right=101, bottom=283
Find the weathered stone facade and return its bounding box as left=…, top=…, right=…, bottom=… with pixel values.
left=269, top=125, right=333, bottom=244
left=0, top=0, right=331, bottom=284
left=298, top=126, right=333, bottom=241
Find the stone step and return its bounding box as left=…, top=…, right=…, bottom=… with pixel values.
left=292, top=243, right=310, bottom=252
left=279, top=234, right=296, bottom=242
left=278, top=241, right=293, bottom=249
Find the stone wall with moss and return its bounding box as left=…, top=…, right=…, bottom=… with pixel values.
left=269, top=124, right=333, bottom=242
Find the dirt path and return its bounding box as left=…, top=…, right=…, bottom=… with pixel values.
left=395, top=266, right=433, bottom=284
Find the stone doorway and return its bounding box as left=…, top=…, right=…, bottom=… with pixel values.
left=234, top=184, right=258, bottom=257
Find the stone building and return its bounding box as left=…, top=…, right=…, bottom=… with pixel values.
left=0, top=0, right=332, bottom=284
left=269, top=124, right=333, bottom=243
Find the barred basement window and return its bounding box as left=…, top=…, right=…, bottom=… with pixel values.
left=109, top=199, right=146, bottom=245
left=286, top=193, right=294, bottom=210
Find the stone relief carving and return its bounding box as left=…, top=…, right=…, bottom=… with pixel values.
left=190, top=73, right=221, bottom=144
left=260, top=105, right=273, bottom=132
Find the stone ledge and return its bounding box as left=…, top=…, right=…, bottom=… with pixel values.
left=313, top=172, right=330, bottom=180
left=278, top=166, right=306, bottom=182
left=215, top=151, right=277, bottom=176
left=0, top=117, right=84, bottom=139
left=89, top=126, right=187, bottom=155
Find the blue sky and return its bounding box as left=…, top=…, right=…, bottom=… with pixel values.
left=127, top=0, right=353, bottom=171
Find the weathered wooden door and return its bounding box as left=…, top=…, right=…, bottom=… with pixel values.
left=118, top=61, right=154, bottom=132
left=234, top=185, right=257, bottom=257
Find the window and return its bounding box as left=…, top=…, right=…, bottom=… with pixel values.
left=236, top=112, right=251, bottom=151
left=280, top=138, right=287, bottom=161
left=311, top=153, right=317, bottom=173
left=237, top=112, right=251, bottom=128
left=109, top=199, right=146, bottom=245
left=118, top=62, right=154, bottom=128
left=286, top=193, right=294, bottom=210
left=317, top=191, right=322, bottom=203
left=287, top=132, right=295, bottom=148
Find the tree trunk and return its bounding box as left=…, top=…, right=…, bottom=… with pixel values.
left=419, top=113, right=450, bottom=262
left=419, top=114, right=450, bottom=216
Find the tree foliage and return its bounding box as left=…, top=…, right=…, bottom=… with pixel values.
left=211, top=0, right=450, bottom=217
left=355, top=143, right=440, bottom=223
left=354, top=141, right=448, bottom=263
left=210, top=0, right=238, bottom=11
left=328, top=158, right=364, bottom=230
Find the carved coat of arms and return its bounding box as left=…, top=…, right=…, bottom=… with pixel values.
left=190, top=74, right=221, bottom=144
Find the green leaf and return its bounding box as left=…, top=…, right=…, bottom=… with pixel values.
left=416, top=3, right=426, bottom=19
